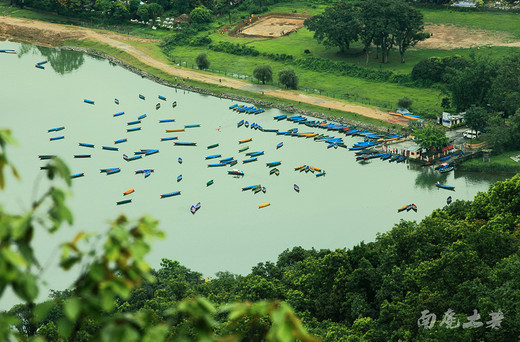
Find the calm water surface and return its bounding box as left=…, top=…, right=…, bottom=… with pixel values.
left=0, top=42, right=511, bottom=305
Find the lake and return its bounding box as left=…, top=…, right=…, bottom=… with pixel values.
left=0, top=41, right=510, bottom=306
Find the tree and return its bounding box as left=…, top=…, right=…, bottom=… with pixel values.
left=304, top=2, right=361, bottom=53
left=488, top=54, right=520, bottom=116
left=397, top=97, right=413, bottom=109
left=190, top=5, right=213, bottom=24
left=196, top=53, right=210, bottom=70
left=148, top=2, right=164, bottom=18
left=413, top=124, right=449, bottom=152
left=253, top=65, right=272, bottom=84
left=278, top=69, right=298, bottom=89
left=137, top=3, right=150, bottom=21
left=441, top=97, right=451, bottom=111
left=464, top=105, right=488, bottom=138
left=392, top=1, right=429, bottom=63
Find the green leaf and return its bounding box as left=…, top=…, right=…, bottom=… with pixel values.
left=23, top=274, right=39, bottom=302
left=64, top=297, right=81, bottom=321
left=57, top=317, right=73, bottom=338
left=34, top=300, right=56, bottom=322
left=52, top=157, right=71, bottom=186
left=100, top=289, right=115, bottom=312
left=142, top=324, right=169, bottom=342
left=2, top=249, right=28, bottom=268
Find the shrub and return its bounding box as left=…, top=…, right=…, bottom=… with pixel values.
left=278, top=69, right=298, bottom=89
left=190, top=6, right=213, bottom=24
left=196, top=53, right=210, bottom=70
left=208, top=42, right=260, bottom=56
left=398, top=97, right=413, bottom=109
left=253, top=65, right=273, bottom=84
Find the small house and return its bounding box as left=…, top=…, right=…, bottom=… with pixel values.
left=438, top=112, right=465, bottom=128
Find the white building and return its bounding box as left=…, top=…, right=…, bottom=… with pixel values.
left=439, top=112, right=465, bottom=128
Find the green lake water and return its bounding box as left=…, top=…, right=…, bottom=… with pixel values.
left=0, top=42, right=511, bottom=306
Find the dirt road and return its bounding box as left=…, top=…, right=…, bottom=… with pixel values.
left=0, top=16, right=408, bottom=125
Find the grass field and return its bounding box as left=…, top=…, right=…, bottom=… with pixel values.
left=459, top=150, right=520, bottom=172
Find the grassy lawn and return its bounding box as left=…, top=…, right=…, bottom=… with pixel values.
left=421, top=7, right=520, bottom=38
left=460, top=150, right=520, bottom=172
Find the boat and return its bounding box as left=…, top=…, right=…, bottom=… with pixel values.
left=128, top=155, right=142, bottom=161
left=135, top=169, right=153, bottom=174
left=397, top=205, right=409, bottom=212
left=138, top=114, right=147, bottom=120
left=48, top=126, right=65, bottom=132
left=156, top=103, right=161, bottom=110
left=144, top=149, right=159, bottom=156
left=410, top=204, right=417, bottom=212
left=127, top=127, right=141, bottom=132
left=243, top=157, right=257, bottom=163
left=206, top=154, right=222, bottom=160
left=250, top=151, right=264, bottom=157
left=220, top=157, right=234, bottom=163
left=123, top=188, right=135, bottom=196
left=269, top=168, right=278, bottom=175
left=207, top=143, right=219, bottom=149
left=207, top=180, right=214, bottom=186
left=139, top=94, right=145, bottom=100
left=237, top=120, right=244, bottom=128
left=101, top=168, right=120, bottom=173
left=436, top=182, right=455, bottom=191
left=160, top=191, right=181, bottom=198
left=208, top=163, right=225, bottom=167
left=115, top=98, right=119, bottom=104
left=177, top=174, right=182, bottom=182
left=103, top=146, right=118, bottom=151
left=178, top=157, right=183, bottom=164
left=229, top=160, right=238, bottom=166
left=266, top=161, right=281, bottom=167
left=117, top=199, right=132, bottom=205
left=185, top=124, right=201, bottom=128
left=294, top=165, right=305, bottom=171
left=74, top=154, right=91, bottom=158
left=159, top=119, right=175, bottom=123
left=439, top=166, right=454, bottom=173
left=239, top=146, right=249, bottom=153
left=274, top=169, right=280, bottom=176
left=259, top=202, right=270, bottom=208
left=114, top=138, right=127, bottom=144
left=273, top=114, right=287, bottom=120
left=106, top=169, right=120, bottom=175
left=144, top=170, right=151, bottom=178
left=50, top=136, right=64, bottom=141
left=128, top=120, right=141, bottom=125
left=228, top=169, right=244, bottom=176
left=159, top=95, right=166, bottom=100
left=294, top=184, right=300, bottom=192
left=276, top=142, right=283, bottom=149
left=396, top=156, right=407, bottom=163
left=242, top=184, right=259, bottom=191
left=244, top=121, right=249, bottom=128
left=172, top=101, right=177, bottom=107
left=161, top=137, right=177, bottom=141
left=190, top=202, right=201, bottom=214
left=79, top=143, right=94, bottom=148
left=84, top=99, right=94, bottom=104
left=262, top=187, right=266, bottom=193
left=239, top=138, right=252, bottom=144
left=166, top=128, right=184, bottom=132
left=35, top=64, right=45, bottom=69
left=316, top=172, right=326, bottom=177
left=229, top=104, right=239, bottom=109
left=71, top=172, right=84, bottom=178
left=113, top=111, right=125, bottom=117
left=174, top=142, right=196, bottom=146
left=253, top=187, right=262, bottom=194
left=447, top=196, right=452, bottom=205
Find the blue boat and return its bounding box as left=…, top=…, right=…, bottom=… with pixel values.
left=190, top=202, right=201, bottom=214
left=145, top=150, right=159, bottom=156
left=79, top=143, right=94, bottom=148
left=243, top=157, right=257, bottom=163
left=135, top=169, right=154, bottom=174
left=35, top=64, right=45, bottom=69
left=159, top=95, right=166, bottom=100
left=50, top=136, right=64, bottom=141
left=242, top=184, right=260, bottom=191
left=294, top=184, right=300, bottom=192
left=389, top=155, right=400, bottom=162
left=244, top=121, right=249, bottom=128
left=114, top=138, right=127, bottom=144
left=127, top=127, right=141, bottom=132
left=160, top=191, right=181, bottom=198
left=316, top=172, right=326, bottom=177
left=206, top=154, right=222, bottom=159
left=128, top=120, right=141, bottom=125
left=48, top=126, right=64, bottom=132
left=237, top=120, right=244, bottom=127
left=159, top=119, right=175, bottom=123
left=229, top=104, right=239, bottom=109
left=175, top=142, right=196, bottom=146
left=71, top=173, right=84, bottom=178
left=436, top=182, right=455, bottom=190
left=273, top=114, right=287, bottom=120
left=220, top=157, right=234, bottom=163
left=127, top=155, right=142, bottom=161
left=161, top=137, right=177, bottom=141
left=178, top=157, right=182, bottom=164
left=100, top=168, right=119, bottom=173
left=439, top=155, right=450, bottom=161
left=115, top=98, right=119, bottom=104
left=84, top=99, right=94, bottom=104
left=106, top=169, right=121, bottom=175
left=276, top=142, right=283, bottom=149
left=139, top=94, right=145, bottom=100
left=177, top=174, right=182, bottom=182
left=74, top=154, right=91, bottom=158
left=103, top=146, right=119, bottom=151
left=185, top=124, right=200, bottom=128
left=266, top=161, right=281, bottom=167
left=263, top=128, right=279, bottom=133
left=208, top=163, right=225, bottom=167
left=144, top=170, right=151, bottom=178
left=396, top=156, right=407, bottom=163
left=138, top=114, right=147, bottom=120
left=250, top=151, right=264, bottom=157
left=113, top=111, right=125, bottom=117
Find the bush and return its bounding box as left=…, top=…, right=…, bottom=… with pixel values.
left=208, top=42, right=260, bottom=56
left=253, top=65, right=273, bottom=84
left=304, top=49, right=311, bottom=54
left=190, top=35, right=212, bottom=46
left=398, top=97, right=413, bottom=109
left=190, top=6, right=213, bottom=24
left=196, top=53, right=210, bottom=70
left=278, top=69, right=298, bottom=89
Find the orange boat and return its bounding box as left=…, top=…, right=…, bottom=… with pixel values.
left=123, top=188, right=135, bottom=196
left=166, top=128, right=185, bottom=132
left=305, top=133, right=318, bottom=138
left=239, top=138, right=252, bottom=144
left=310, top=166, right=321, bottom=172
left=402, top=115, right=419, bottom=121
left=294, top=165, right=305, bottom=171
left=259, top=202, right=270, bottom=208
left=388, top=112, right=403, bottom=117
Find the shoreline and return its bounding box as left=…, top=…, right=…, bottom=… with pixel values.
left=59, top=45, right=403, bottom=135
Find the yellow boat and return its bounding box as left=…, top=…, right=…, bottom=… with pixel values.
left=388, top=112, right=403, bottom=117
left=310, top=166, right=321, bottom=171
left=403, top=115, right=419, bottom=120
left=166, top=128, right=185, bottom=132
left=123, top=188, right=135, bottom=195
left=259, top=202, right=270, bottom=208
left=294, top=165, right=305, bottom=171
left=239, top=137, right=253, bottom=143
left=305, top=133, right=318, bottom=138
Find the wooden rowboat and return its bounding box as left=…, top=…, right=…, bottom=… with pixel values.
left=239, top=138, right=253, bottom=144
left=259, top=202, right=270, bottom=208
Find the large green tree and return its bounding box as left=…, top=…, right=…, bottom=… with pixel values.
left=391, top=0, right=429, bottom=63
left=253, top=65, right=273, bottom=84
left=413, top=124, right=449, bottom=151
left=464, top=105, right=488, bottom=138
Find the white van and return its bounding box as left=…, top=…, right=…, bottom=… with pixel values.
left=463, top=130, right=481, bottom=139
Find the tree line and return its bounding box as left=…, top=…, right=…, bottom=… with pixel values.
left=2, top=127, right=520, bottom=341
left=304, top=0, right=430, bottom=64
